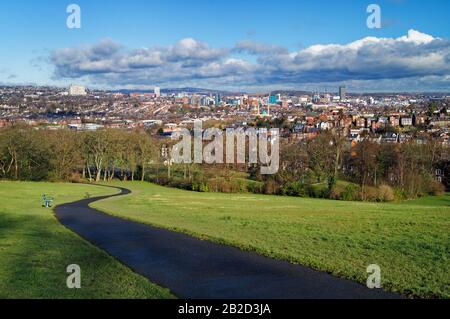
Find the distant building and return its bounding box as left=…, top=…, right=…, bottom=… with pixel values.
left=142, top=120, right=163, bottom=128
left=215, top=93, right=221, bottom=105
left=339, top=86, right=346, bottom=101
left=389, top=116, right=400, bottom=127
left=435, top=168, right=445, bottom=183
left=269, top=95, right=278, bottom=104
left=69, top=85, right=87, bottom=96
left=382, top=132, right=399, bottom=143
left=154, top=86, right=161, bottom=97
left=312, top=94, right=321, bottom=104
left=401, top=117, right=413, bottom=126
left=68, top=123, right=103, bottom=131
left=415, top=115, right=426, bottom=125
left=355, top=117, right=366, bottom=128
left=378, top=116, right=389, bottom=125
left=293, top=123, right=305, bottom=133
left=298, top=96, right=309, bottom=104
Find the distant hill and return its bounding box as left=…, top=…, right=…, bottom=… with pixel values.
left=270, top=90, right=314, bottom=96
left=111, top=87, right=243, bottom=95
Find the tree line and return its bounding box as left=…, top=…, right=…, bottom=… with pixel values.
left=265, top=131, right=449, bottom=200
left=0, top=124, right=448, bottom=201
left=0, top=124, right=159, bottom=183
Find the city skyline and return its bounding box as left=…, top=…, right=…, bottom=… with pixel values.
left=0, top=0, right=449, bottom=305
left=1, top=0, right=450, bottom=92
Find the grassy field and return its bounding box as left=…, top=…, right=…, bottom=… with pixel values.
left=93, top=181, right=450, bottom=299
left=0, top=181, right=173, bottom=299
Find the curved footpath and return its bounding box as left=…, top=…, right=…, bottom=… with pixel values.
left=55, top=186, right=402, bottom=299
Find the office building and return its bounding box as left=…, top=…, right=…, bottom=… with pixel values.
left=215, top=93, right=221, bottom=105
left=269, top=95, right=277, bottom=104
left=339, top=86, right=346, bottom=101
left=154, top=86, right=161, bottom=97
left=69, top=85, right=87, bottom=96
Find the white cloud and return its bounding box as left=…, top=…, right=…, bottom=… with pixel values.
left=48, top=30, right=450, bottom=91
left=397, top=29, right=435, bottom=44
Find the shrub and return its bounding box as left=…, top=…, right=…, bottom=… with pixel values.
left=234, top=179, right=249, bottom=193
left=193, top=182, right=209, bottom=192
left=306, top=183, right=328, bottom=198
left=305, top=184, right=327, bottom=198
left=361, top=186, right=379, bottom=202
left=68, top=172, right=83, bottom=183
left=219, top=180, right=232, bottom=193
left=168, top=178, right=192, bottom=190
left=330, top=183, right=345, bottom=200
left=330, top=183, right=361, bottom=201
left=342, top=184, right=361, bottom=201
left=429, top=181, right=445, bottom=196
left=283, top=181, right=305, bottom=197
left=377, top=184, right=395, bottom=202
left=393, top=187, right=407, bottom=201
left=247, top=180, right=264, bottom=194
left=264, top=180, right=280, bottom=195
left=152, top=175, right=170, bottom=186
left=207, top=179, right=220, bottom=192
left=230, top=180, right=243, bottom=193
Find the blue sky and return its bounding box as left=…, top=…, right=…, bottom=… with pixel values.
left=1, top=0, right=449, bottom=92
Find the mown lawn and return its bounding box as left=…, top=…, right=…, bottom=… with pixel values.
left=0, top=181, right=173, bottom=299
left=93, top=181, right=450, bottom=298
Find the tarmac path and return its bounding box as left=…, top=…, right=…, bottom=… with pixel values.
left=55, top=186, right=402, bottom=299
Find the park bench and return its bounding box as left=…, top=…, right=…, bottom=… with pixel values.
left=42, top=194, right=54, bottom=208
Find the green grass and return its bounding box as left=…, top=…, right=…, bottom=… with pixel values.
left=93, top=181, right=450, bottom=299
left=0, top=181, right=173, bottom=299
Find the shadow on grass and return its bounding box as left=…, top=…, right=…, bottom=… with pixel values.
left=0, top=212, right=172, bottom=299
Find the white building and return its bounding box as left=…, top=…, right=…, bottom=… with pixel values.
left=69, top=85, right=87, bottom=96
left=154, top=86, right=161, bottom=97
left=401, top=117, right=413, bottom=126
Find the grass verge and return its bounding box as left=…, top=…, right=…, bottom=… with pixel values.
left=0, top=181, right=173, bottom=299
left=92, top=181, right=449, bottom=298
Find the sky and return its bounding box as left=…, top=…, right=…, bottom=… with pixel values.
left=0, top=0, right=449, bottom=92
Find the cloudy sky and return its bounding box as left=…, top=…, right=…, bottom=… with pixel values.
left=1, top=0, right=450, bottom=92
